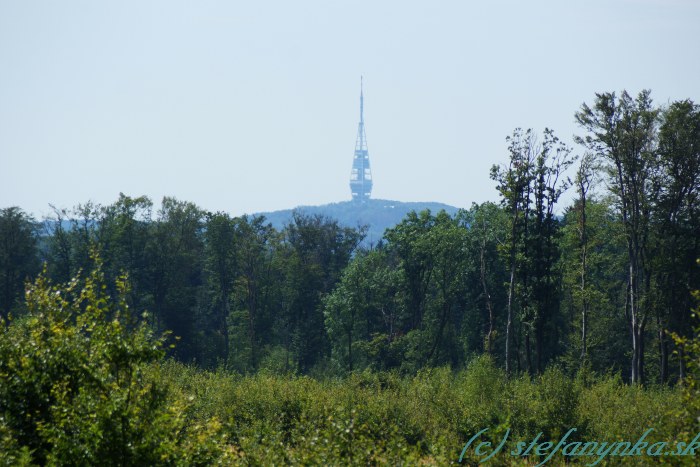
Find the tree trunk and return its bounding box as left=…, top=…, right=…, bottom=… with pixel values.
left=505, top=207, right=518, bottom=376
left=525, top=331, right=532, bottom=374
left=639, top=321, right=646, bottom=384
left=658, top=320, right=668, bottom=385
left=480, top=237, right=495, bottom=354
left=580, top=189, right=588, bottom=363
left=505, top=258, right=516, bottom=375
left=348, top=327, right=353, bottom=372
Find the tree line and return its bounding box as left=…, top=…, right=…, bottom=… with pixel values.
left=1, top=90, right=698, bottom=385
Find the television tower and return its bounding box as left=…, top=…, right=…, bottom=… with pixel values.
left=349, top=77, right=373, bottom=202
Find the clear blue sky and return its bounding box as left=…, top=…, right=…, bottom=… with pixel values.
left=1, top=0, right=698, bottom=218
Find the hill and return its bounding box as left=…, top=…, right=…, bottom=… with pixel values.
left=254, top=199, right=462, bottom=246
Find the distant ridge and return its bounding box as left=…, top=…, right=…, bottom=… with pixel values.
left=254, top=199, right=462, bottom=247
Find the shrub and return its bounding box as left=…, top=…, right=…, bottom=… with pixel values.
left=0, top=258, right=229, bottom=465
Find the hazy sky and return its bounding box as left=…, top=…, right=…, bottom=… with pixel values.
left=1, top=0, right=698, bottom=218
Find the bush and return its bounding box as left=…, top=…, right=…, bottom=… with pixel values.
left=0, top=258, right=229, bottom=465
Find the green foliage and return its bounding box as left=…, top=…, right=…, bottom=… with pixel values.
left=147, top=197, right=206, bottom=362
left=0, top=207, right=40, bottom=318
left=324, top=249, right=400, bottom=372
left=150, top=357, right=685, bottom=465
left=490, top=128, right=575, bottom=375
left=508, top=367, right=579, bottom=440
left=671, top=285, right=700, bottom=441
left=577, top=374, right=680, bottom=442
left=282, top=212, right=365, bottom=373
left=0, top=257, right=228, bottom=465
left=379, top=209, right=477, bottom=371
left=0, top=258, right=690, bottom=465
left=576, top=90, right=661, bottom=385
left=558, top=198, right=629, bottom=374
left=227, top=309, right=254, bottom=372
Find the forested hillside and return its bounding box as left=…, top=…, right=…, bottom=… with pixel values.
left=256, top=199, right=460, bottom=247
left=1, top=90, right=699, bottom=464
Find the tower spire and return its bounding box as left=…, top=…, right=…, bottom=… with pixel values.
left=349, top=77, right=373, bottom=202
left=360, top=76, right=364, bottom=124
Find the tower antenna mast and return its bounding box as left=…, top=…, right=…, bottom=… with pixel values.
left=360, top=76, right=364, bottom=124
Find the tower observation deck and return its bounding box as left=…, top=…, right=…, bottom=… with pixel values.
left=349, top=78, right=373, bottom=202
